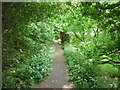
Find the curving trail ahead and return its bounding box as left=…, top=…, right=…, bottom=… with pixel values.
left=33, top=43, right=74, bottom=88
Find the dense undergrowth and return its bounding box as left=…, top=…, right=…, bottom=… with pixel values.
left=64, top=31, right=119, bottom=88
left=2, top=2, right=119, bottom=88
left=3, top=47, right=54, bottom=88
left=2, top=3, right=57, bottom=88
left=3, top=21, right=55, bottom=88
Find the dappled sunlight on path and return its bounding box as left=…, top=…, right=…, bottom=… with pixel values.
left=33, top=43, right=74, bottom=88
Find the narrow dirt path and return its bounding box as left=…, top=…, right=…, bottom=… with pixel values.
left=33, top=43, right=74, bottom=88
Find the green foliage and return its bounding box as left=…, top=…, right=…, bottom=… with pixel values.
left=64, top=48, right=97, bottom=88
left=97, top=64, right=118, bottom=77
left=3, top=47, right=54, bottom=88
left=63, top=9, right=119, bottom=87
left=64, top=46, right=118, bottom=88
left=2, top=2, right=56, bottom=88
left=64, top=45, right=77, bottom=56
left=2, top=2, right=119, bottom=88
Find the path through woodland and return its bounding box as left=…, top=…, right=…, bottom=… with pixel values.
left=33, top=43, right=74, bottom=88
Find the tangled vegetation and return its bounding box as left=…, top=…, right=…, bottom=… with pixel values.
left=63, top=2, right=119, bottom=88
left=2, top=2, right=120, bottom=88
left=2, top=2, right=56, bottom=88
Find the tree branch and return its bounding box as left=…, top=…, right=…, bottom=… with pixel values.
left=73, top=31, right=83, bottom=41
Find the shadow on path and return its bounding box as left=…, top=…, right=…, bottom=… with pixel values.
left=33, top=43, right=74, bottom=88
